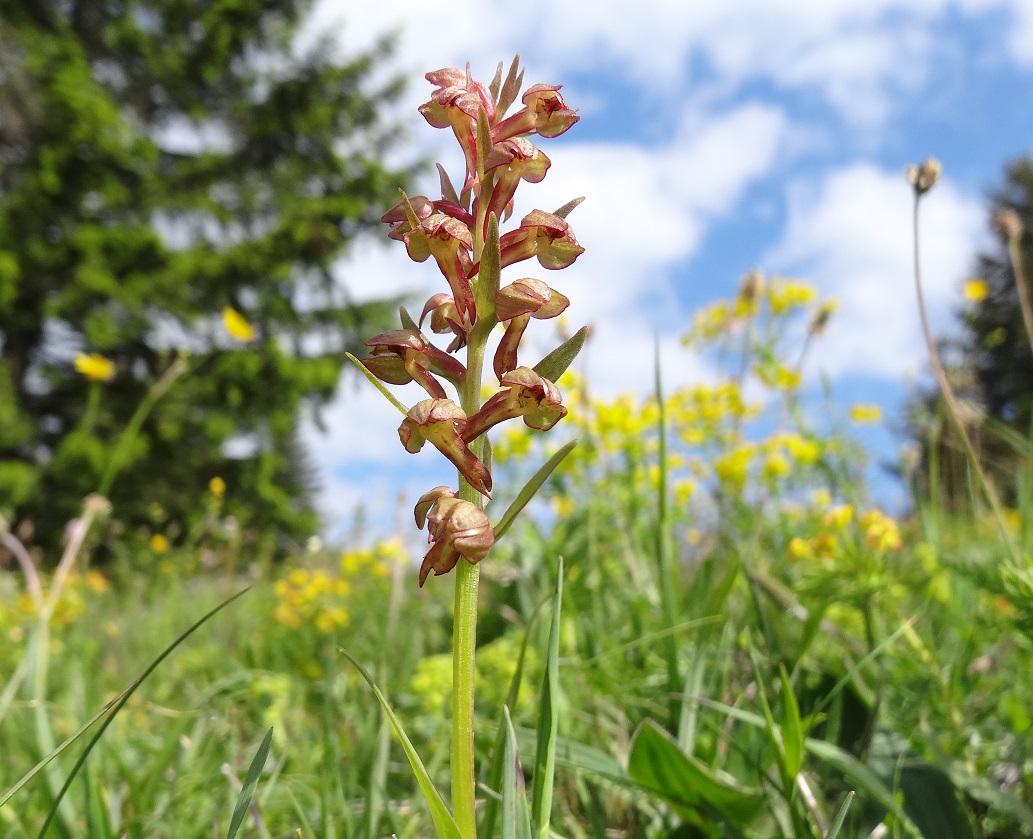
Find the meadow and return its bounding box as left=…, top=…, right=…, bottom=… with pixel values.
left=3, top=270, right=1033, bottom=839
left=3, top=62, right=1033, bottom=839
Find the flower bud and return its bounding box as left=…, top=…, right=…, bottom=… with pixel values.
left=996, top=208, right=1023, bottom=242
left=415, top=492, right=495, bottom=587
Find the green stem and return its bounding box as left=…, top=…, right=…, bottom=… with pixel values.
left=97, top=356, right=188, bottom=498
left=451, top=557, right=480, bottom=839
left=449, top=160, right=495, bottom=839
left=911, top=194, right=1019, bottom=562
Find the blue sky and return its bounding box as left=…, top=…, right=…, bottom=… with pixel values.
left=295, top=0, right=1033, bottom=535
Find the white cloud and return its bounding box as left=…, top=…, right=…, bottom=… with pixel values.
left=766, top=162, right=985, bottom=380
left=301, top=0, right=1023, bottom=128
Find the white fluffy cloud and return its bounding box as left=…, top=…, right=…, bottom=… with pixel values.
left=766, top=163, right=986, bottom=379
left=304, top=0, right=1033, bottom=127
left=293, top=0, right=1029, bottom=531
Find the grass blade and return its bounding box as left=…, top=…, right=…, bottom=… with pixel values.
left=226, top=727, right=273, bottom=839
left=479, top=597, right=547, bottom=839
left=502, top=707, right=534, bottom=839
left=530, top=557, right=563, bottom=839
left=825, top=791, right=854, bottom=839
left=19, top=588, right=251, bottom=837
left=339, top=648, right=462, bottom=839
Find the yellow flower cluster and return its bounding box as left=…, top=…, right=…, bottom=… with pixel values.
left=272, top=539, right=409, bottom=632
left=964, top=278, right=989, bottom=303
left=4, top=570, right=111, bottom=635
left=273, top=568, right=351, bottom=632
left=848, top=404, right=882, bottom=424
left=74, top=352, right=116, bottom=382
left=859, top=508, right=902, bottom=551
left=786, top=503, right=901, bottom=562
left=766, top=278, right=818, bottom=314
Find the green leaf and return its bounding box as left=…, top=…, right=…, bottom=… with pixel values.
left=825, top=791, right=855, bottom=839
left=627, top=720, right=766, bottom=821
left=530, top=558, right=563, bottom=839
left=804, top=739, right=923, bottom=838
left=898, top=763, right=975, bottom=839
left=502, top=708, right=534, bottom=839
left=437, top=163, right=462, bottom=207
left=339, top=648, right=462, bottom=839
left=552, top=196, right=585, bottom=219
left=345, top=352, right=409, bottom=416
left=493, top=440, right=577, bottom=540
left=496, top=56, right=524, bottom=119
left=226, top=728, right=273, bottom=839
left=532, top=326, right=589, bottom=383
left=779, top=666, right=803, bottom=780
left=399, top=305, right=421, bottom=332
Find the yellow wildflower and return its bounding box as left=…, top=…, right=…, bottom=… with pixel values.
left=823, top=504, right=854, bottom=529
left=810, top=532, right=839, bottom=558
left=150, top=533, right=169, bottom=554
left=208, top=476, right=226, bottom=497
left=787, top=537, right=811, bottom=562
left=762, top=452, right=790, bottom=481
left=714, top=445, right=754, bottom=490
left=963, top=278, right=989, bottom=303
left=74, top=353, right=115, bottom=382
left=778, top=433, right=820, bottom=465
left=860, top=509, right=901, bottom=551
left=223, top=307, right=255, bottom=341
left=767, top=278, right=817, bottom=314
left=85, top=570, right=110, bottom=594
left=849, top=404, right=882, bottom=424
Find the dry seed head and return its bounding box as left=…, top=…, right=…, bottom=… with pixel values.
left=906, top=157, right=942, bottom=195
left=996, top=208, right=1023, bottom=241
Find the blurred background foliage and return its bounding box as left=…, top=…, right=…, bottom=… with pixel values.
left=0, top=0, right=417, bottom=558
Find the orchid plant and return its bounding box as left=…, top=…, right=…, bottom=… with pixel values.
left=345, top=57, right=588, bottom=839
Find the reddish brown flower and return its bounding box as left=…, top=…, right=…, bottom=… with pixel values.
left=399, top=399, right=491, bottom=496
left=413, top=486, right=495, bottom=587
left=420, top=292, right=468, bottom=353
left=464, top=367, right=566, bottom=441
left=362, top=329, right=466, bottom=398
left=498, top=210, right=584, bottom=271
left=483, top=138, right=551, bottom=225
left=403, top=214, right=477, bottom=323
left=419, top=67, right=496, bottom=189
left=492, top=83, right=579, bottom=144
left=493, top=279, right=570, bottom=379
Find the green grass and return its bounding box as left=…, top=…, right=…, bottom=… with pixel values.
left=4, top=282, right=1033, bottom=838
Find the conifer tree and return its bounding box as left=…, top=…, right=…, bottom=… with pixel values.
left=0, top=0, right=413, bottom=553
